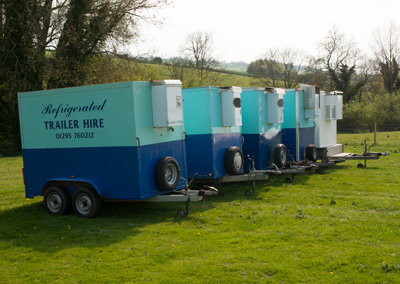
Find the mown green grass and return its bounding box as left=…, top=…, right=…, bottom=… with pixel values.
left=1, top=132, right=399, bottom=283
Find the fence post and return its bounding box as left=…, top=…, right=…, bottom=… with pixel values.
left=374, top=122, right=377, bottom=144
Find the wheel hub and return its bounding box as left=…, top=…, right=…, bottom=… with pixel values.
left=48, top=193, right=62, bottom=212
left=165, top=164, right=177, bottom=185
left=280, top=150, right=287, bottom=163
left=233, top=152, right=243, bottom=170
left=76, top=194, right=92, bottom=214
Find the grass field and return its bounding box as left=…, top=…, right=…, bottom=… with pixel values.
left=152, top=63, right=261, bottom=88
left=1, top=132, right=399, bottom=283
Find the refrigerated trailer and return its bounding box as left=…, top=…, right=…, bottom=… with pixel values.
left=241, top=87, right=286, bottom=170
left=314, top=90, right=344, bottom=157
left=18, top=80, right=215, bottom=218
left=241, top=87, right=314, bottom=184
left=314, top=90, right=388, bottom=168
left=182, top=86, right=244, bottom=180
left=282, top=85, right=318, bottom=163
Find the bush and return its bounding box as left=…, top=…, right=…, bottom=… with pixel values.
left=338, top=92, right=400, bottom=133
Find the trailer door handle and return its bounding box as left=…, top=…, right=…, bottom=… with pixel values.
left=136, top=137, right=140, bottom=148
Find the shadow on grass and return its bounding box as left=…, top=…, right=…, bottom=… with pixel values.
left=0, top=183, right=261, bottom=252
left=0, top=196, right=216, bottom=252
left=0, top=163, right=346, bottom=252
left=0, top=176, right=284, bottom=250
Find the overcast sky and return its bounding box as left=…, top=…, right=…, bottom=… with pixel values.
left=130, top=0, right=400, bottom=63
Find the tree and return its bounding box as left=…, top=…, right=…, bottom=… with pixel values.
left=246, top=59, right=270, bottom=78
left=280, top=48, right=306, bottom=88
left=152, top=57, right=163, bottom=64
left=307, top=26, right=363, bottom=100
left=301, top=57, right=331, bottom=90
left=167, top=57, right=189, bottom=83
left=351, top=58, right=381, bottom=102
left=319, top=27, right=360, bottom=88
left=307, top=27, right=360, bottom=90
left=0, top=0, right=44, bottom=152
left=47, top=0, right=168, bottom=88
left=329, top=64, right=365, bottom=102
left=246, top=61, right=258, bottom=75
left=249, top=48, right=306, bottom=88
left=0, top=0, right=168, bottom=152
left=89, top=54, right=162, bottom=84
left=372, top=21, right=400, bottom=94
left=256, top=49, right=282, bottom=87
left=181, top=31, right=223, bottom=86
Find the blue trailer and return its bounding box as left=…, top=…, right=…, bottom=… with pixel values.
left=182, top=86, right=244, bottom=180
left=18, top=80, right=215, bottom=218
left=282, top=85, right=318, bottom=163
left=241, top=87, right=287, bottom=170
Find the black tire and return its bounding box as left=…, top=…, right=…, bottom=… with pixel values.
left=155, top=157, right=181, bottom=191
left=285, top=177, right=293, bottom=183
left=72, top=187, right=101, bottom=218
left=225, top=146, right=244, bottom=175
left=177, top=209, right=187, bottom=217
left=274, top=144, right=287, bottom=168
left=305, top=144, right=317, bottom=162
left=43, top=186, right=71, bottom=215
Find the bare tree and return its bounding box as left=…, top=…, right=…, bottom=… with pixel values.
left=321, top=27, right=360, bottom=72
left=302, top=57, right=331, bottom=90
left=372, top=21, right=400, bottom=94
left=316, top=26, right=360, bottom=90
left=256, top=49, right=282, bottom=87
left=304, top=26, right=363, bottom=101
left=280, top=48, right=306, bottom=88
left=167, top=57, right=189, bottom=83
left=254, top=48, right=306, bottom=88
left=181, top=31, right=222, bottom=86
left=355, top=58, right=383, bottom=102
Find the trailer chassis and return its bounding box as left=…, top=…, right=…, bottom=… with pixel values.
left=316, top=140, right=389, bottom=168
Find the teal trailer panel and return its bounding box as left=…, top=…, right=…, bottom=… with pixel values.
left=241, top=87, right=284, bottom=170
left=182, top=86, right=243, bottom=179
left=18, top=81, right=187, bottom=201
left=282, top=88, right=315, bottom=161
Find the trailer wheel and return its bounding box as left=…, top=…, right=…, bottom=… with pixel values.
left=155, top=157, right=181, bottom=191
left=72, top=187, right=101, bottom=218
left=44, top=186, right=71, bottom=215
left=285, top=177, right=293, bottom=183
left=225, top=146, right=244, bottom=175
left=305, top=144, right=317, bottom=162
left=274, top=144, right=287, bottom=168
left=177, top=209, right=188, bottom=217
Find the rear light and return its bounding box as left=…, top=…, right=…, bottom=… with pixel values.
left=22, top=168, right=25, bottom=185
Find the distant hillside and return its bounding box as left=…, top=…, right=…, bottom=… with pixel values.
left=140, top=57, right=249, bottom=74
left=219, top=61, right=248, bottom=73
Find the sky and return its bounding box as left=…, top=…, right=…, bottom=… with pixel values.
left=130, top=0, right=400, bottom=63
